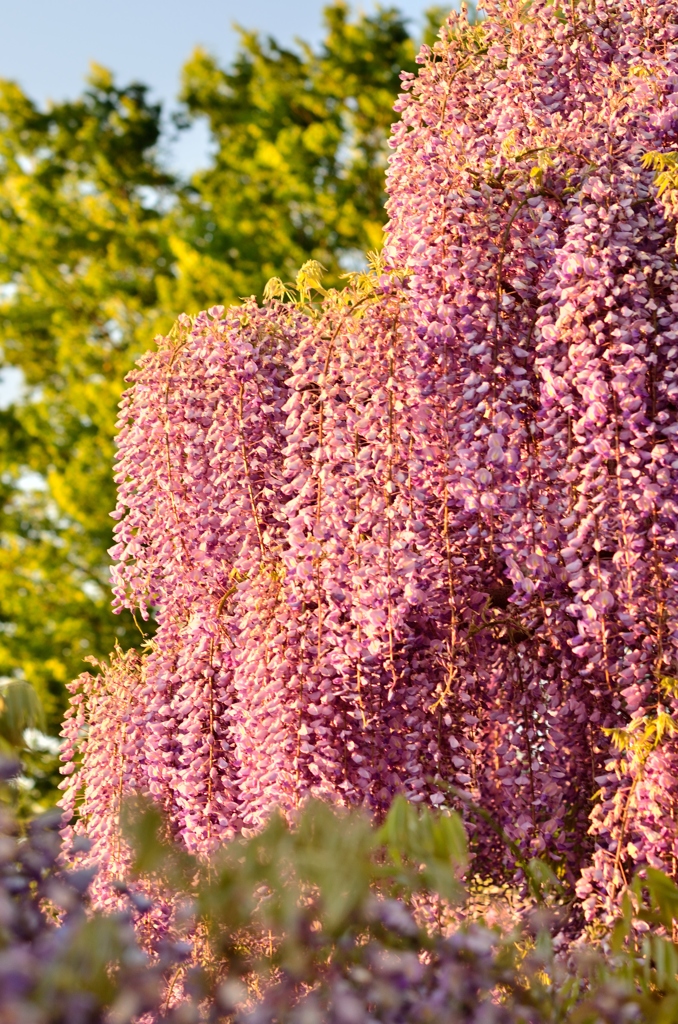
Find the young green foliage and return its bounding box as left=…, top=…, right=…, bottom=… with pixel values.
left=0, top=66, right=173, bottom=727
left=172, top=3, right=420, bottom=311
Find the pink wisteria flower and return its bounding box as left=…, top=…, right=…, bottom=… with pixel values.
left=62, top=0, right=678, bottom=924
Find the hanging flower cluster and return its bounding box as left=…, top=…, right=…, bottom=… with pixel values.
left=62, top=0, right=678, bottom=916
left=59, top=645, right=176, bottom=941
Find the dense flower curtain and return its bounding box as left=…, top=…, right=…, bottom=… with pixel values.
left=61, top=0, right=678, bottom=921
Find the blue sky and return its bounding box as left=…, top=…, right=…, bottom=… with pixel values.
left=1, top=0, right=438, bottom=174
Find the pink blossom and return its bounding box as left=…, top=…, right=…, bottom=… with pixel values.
left=62, top=0, right=678, bottom=927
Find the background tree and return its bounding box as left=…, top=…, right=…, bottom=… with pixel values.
left=0, top=66, right=173, bottom=731
left=0, top=4, right=441, bottom=748
left=170, top=4, right=439, bottom=311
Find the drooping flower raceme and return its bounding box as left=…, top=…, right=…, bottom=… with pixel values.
left=62, top=0, right=678, bottom=919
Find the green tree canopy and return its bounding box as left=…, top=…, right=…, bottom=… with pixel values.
left=0, top=66, right=173, bottom=726
left=171, top=3, right=420, bottom=310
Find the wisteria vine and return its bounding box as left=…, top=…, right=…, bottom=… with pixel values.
left=61, top=0, right=678, bottom=921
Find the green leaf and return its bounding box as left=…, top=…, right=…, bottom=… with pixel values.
left=646, top=868, right=678, bottom=930
left=526, top=857, right=559, bottom=892
left=378, top=793, right=414, bottom=854
left=431, top=812, right=468, bottom=869
left=0, top=678, right=44, bottom=747
left=649, top=935, right=678, bottom=992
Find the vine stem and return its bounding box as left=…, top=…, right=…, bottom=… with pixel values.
left=238, top=381, right=266, bottom=559
left=385, top=323, right=399, bottom=699
left=315, top=293, right=373, bottom=526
